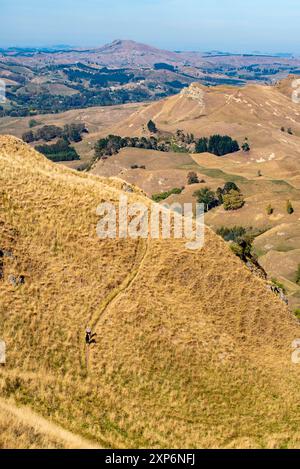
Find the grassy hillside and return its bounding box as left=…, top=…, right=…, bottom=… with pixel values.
left=1, top=136, right=300, bottom=448
left=0, top=398, right=99, bottom=449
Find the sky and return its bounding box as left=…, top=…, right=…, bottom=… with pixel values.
left=1, top=0, right=300, bottom=53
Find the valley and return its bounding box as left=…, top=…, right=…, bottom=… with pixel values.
left=3, top=76, right=298, bottom=310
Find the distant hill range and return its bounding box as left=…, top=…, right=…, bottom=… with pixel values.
left=1, top=40, right=300, bottom=117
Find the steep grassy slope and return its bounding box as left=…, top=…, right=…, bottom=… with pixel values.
left=1, top=136, right=300, bottom=448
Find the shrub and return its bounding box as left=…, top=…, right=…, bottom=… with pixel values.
left=223, top=190, right=245, bottom=211
left=242, top=141, right=250, bottom=152
left=187, top=171, right=199, bottom=185
left=217, top=226, right=246, bottom=242
left=294, top=308, right=300, bottom=320
left=271, top=278, right=287, bottom=294
left=29, top=119, right=39, bottom=128
left=287, top=200, right=294, bottom=214
left=147, top=120, right=157, bottom=134
left=170, top=142, right=187, bottom=153
left=230, top=242, right=245, bottom=259
left=266, top=204, right=274, bottom=215
left=130, top=164, right=146, bottom=170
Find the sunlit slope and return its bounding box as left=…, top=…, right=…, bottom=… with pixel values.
left=0, top=398, right=100, bottom=449
left=1, top=136, right=300, bottom=448
left=110, top=79, right=300, bottom=185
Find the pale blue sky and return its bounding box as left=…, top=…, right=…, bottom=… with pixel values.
left=1, top=0, right=299, bottom=53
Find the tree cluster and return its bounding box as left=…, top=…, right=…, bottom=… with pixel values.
left=22, top=123, right=88, bottom=144
left=35, top=138, right=80, bottom=162
left=94, top=135, right=169, bottom=158
left=195, top=134, right=240, bottom=156
left=193, top=181, right=244, bottom=212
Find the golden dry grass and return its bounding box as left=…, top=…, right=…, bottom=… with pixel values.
left=0, top=398, right=100, bottom=449
left=1, top=136, right=300, bottom=448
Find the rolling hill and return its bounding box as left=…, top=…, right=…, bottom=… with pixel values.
left=89, top=78, right=300, bottom=307
left=1, top=40, right=300, bottom=117
left=1, top=135, right=300, bottom=448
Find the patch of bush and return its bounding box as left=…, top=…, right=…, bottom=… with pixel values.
left=223, top=190, right=245, bottom=211
left=29, top=119, right=40, bottom=128
left=294, top=308, right=300, bottom=320
left=271, top=278, right=287, bottom=295
left=35, top=138, right=80, bottom=162
left=217, top=226, right=246, bottom=242
left=187, top=171, right=199, bottom=185
left=152, top=187, right=183, bottom=203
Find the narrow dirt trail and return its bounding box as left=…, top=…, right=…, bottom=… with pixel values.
left=85, top=238, right=149, bottom=370
left=0, top=397, right=102, bottom=449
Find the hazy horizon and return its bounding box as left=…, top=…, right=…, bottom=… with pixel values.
left=1, top=0, right=300, bottom=54
left=0, top=39, right=296, bottom=57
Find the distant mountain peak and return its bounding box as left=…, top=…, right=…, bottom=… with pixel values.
left=99, top=39, right=168, bottom=54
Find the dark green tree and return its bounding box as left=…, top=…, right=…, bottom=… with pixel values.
left=193, top=187, right=217, bottom=212
left=147, top=120, right=157, bottom=133
left=195, top=137, right=208, bottom=153
left=287, top=200, right=294, bottom=214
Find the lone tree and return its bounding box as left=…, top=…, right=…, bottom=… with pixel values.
left=266, top=204, right=274, bottom=215
left=193, top=187, right=217, bottom=212
left=223, top=190, right=245, bottom=211
left=242, top=141, right=250, bottom=152
left=223, top=181, right=240, bottom=194
left=187, top=171, right=199, bottom=185
left=287, top=200, right=294, bottom=214
left=147, top=120, right=157, bottom=134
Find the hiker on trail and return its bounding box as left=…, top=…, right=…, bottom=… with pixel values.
left=85, top=328, right=92, bottom=344
left=85, top=327, right=97, bottom=345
